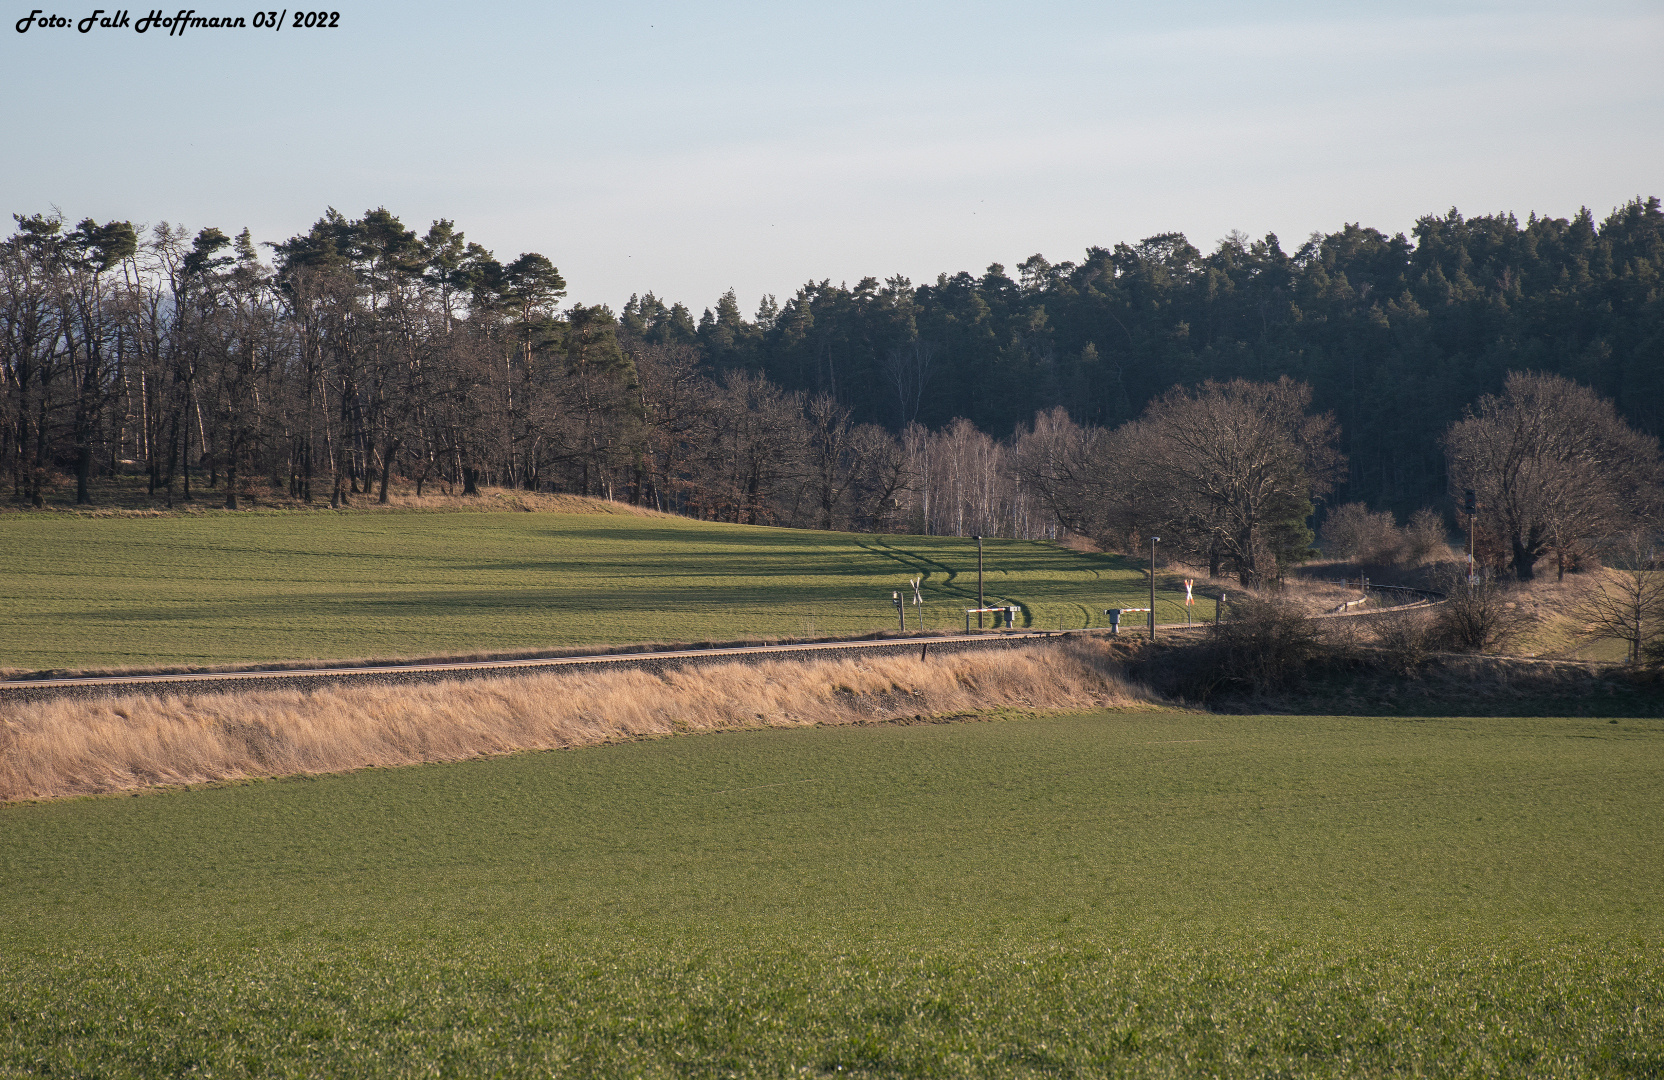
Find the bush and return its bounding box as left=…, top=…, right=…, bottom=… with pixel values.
left=1434, top=572, right=1530, bottom=653
left=1322, top=504, right=1451, bottom=568
left=1404, top=509, right=1450, bottom=564
left=1213, top=597, right=1326, bottom=693
left=1321, top=503, right=1405, bottom=564
left=1372, top=609, right=1437, bottom=673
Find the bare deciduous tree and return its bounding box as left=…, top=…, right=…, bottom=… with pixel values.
left=881, top=338, right=935, bottom=429
left=1445, top=371, right=1664, bottom=581
left=1012, top=407, right=1117, bottom=540
left=700, top=370, right=806, bottom=525
left=805, top=393, right=858, bottom=530
left=1575, top=534, right=1664, bottom=663
left=1119, top=377, right=1343, bottom=585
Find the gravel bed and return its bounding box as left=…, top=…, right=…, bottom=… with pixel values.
left=0, top=633, right=1066, bottom=705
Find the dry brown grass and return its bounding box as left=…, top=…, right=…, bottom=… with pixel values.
left=1284, top=579, right=1372, bottom=616
left=1503, top=571, right=1630, bottom=660
left=2, top=474, right=670, bottom=519
left=1057, top=532, right=1103, bottom=554
left=364, top=488, right=671, bottom=517
left=1201, top=577, right=1365, bottom=617
left=0, top=642, right=1153, bottom=803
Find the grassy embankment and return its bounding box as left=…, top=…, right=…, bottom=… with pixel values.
left=1299, top=558, right=1640, bottom=664
left=0, top=642, right=1148, bottom=802
left=2, top=709, right=1660, bottom=1076
left=0, top=506, right=1199, bottom=673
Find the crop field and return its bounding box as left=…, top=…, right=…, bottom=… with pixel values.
left=2, top=709, right=1660, bottom=1076
left=0, top=510, right=1190, bottom=672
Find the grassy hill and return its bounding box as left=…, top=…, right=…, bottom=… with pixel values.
left=0, top=504, right=1198, bottom=672
left=2, top=708, right=1660, bottom=1076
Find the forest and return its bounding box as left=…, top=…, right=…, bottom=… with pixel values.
left=679, top=196, right=1664, bottom=515
left=3, top=198, right=1661, bottom=580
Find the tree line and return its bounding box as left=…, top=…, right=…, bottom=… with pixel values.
left=662, top=196, right=1664, bottom=516
left=3, top=203, right=1660, bottom=585
left=0, top=207, right=1042, bottom=535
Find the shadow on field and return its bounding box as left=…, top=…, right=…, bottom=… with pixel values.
left=1251, top=663, right=1664, bottom=717
left=1131, top=635, right=1664, bottom=718
left=458, top=533, right=1142, bottom=597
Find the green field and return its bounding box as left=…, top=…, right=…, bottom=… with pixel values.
left=0, top=511, right=1193, bottom=671
left=3, top=710, right=1660, bottom=1076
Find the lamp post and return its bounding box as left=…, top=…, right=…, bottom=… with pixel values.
left=1463, top=489, right=1478, bottom=589
left=972, top=534, right=984, bottom=628
left=1149, top=535, right=1160, bottom=639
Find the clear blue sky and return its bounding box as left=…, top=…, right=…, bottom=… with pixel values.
left=4, top=1, right=1660, bottom=315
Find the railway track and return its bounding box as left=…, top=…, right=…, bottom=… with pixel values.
left=0, top=631, right=1074, bottom=703
left=0, top=587, right=1444, bottom=704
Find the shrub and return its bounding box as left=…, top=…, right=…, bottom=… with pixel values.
left=1404, top=508, right=1450, bottom=564
left=1321, top=503, right=1405, bottom=564
left=1372, top=609, right=1437, bottom=673
left=1434, top=571, right=1530, bottom=653
left=1213, top=597, right=1326, bottom=693
left=1323, top=504, right=1451, bottom=568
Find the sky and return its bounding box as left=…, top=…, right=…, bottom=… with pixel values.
left=3, top=0, right=1661, bottom=316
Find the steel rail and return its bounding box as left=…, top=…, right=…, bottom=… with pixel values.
left=0, top=588, right=1442, bottom=698
left=0, top=631, right=1064, bottom=693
